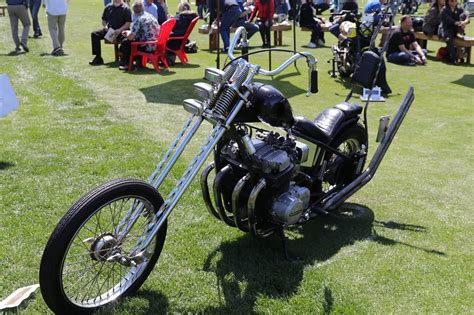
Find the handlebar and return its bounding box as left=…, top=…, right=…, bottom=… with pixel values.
left=227, top=27, right=319, bottom=96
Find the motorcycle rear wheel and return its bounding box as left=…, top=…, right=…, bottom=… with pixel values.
left=39, top=178, right=167, bottom=314
left=322, top=125, right=367, bottom=192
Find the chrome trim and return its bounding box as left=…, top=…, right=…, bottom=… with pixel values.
left=183, top=99, right=204, bottom=116
left=232, top=173, right=251, bottom=232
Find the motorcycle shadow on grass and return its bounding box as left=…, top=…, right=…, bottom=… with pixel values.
left=139, top=73, right=306, bottom=106
left=99, top=289, right=169, bottom=315
left=202, top=203, right=443, bottom=313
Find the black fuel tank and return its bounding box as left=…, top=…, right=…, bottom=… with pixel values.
left=247, top=83, right=294, bottom=129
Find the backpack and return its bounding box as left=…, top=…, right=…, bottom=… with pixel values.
left=436, top=47, right=448, bottom=61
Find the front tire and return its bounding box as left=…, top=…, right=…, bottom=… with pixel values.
left=39, top=178, right=167, bottom=314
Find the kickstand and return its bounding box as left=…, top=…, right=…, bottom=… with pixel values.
left=276, top=227, right=300, bottom=262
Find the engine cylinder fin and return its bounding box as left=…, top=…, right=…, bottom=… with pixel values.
left=231, top=174, right=251, bottom=232
left=247, top=179, right=275, bottom=239
left=213, top=165, right=237, bottom=227
left=200, top=162, right=220, bottom=220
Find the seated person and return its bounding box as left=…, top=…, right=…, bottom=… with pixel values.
left=166, top=2, right=198, bottom=51
left=440, top=0, right=469, bottom=63
left=386, top=15, right=427, bottom=66
left=90, top=0, right=131, bottom=65
left=423, top=0, right=445, bottom=36
left=275, top=0, right=289, bottom=18
left=119, top=2, right=160, bottom=70
left=209, top=0, right=258, bottom=52
left=249, top=0, right=275, bottom=48
left=299, top=0, right=325, bottom=48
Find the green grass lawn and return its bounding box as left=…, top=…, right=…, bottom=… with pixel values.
left=0, top=0, right=473, bottom=313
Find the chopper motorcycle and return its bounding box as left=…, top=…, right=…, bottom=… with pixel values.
left=330, top=8, right=392, bottom=78
left=39, top=26, right=414, bottom=313
left=330, top=9, right=367, bottom=77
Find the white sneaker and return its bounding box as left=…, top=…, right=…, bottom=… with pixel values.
left=307, top=42, right=317, bottom=48
left=318, top=39, right=325, bottom=47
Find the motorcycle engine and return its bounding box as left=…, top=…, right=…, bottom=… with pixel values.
left=219, top=131, right=311, bottom=225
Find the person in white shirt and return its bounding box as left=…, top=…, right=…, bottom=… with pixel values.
left=42, top=0, right=68, bottom=55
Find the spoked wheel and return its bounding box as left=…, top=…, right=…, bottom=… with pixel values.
left=39, top=178, right=167, bottom=314
left=321, top=125, right=367, bottom=193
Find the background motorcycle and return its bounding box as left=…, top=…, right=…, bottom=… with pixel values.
left=398, top=0, right=421, bottom=15
left=330, top=10, right=370, bottom=77
left=39, top=27, right=414, bottom=313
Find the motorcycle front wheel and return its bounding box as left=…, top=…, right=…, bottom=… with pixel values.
left=39, top=178, right=167, bottom=314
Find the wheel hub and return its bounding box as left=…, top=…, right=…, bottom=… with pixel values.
left=89, top=233, right=119, bottom=261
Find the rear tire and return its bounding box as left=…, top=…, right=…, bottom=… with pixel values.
left=321, top=125, right=367, bottom=192
left=39, top=178, right=167, bottom=314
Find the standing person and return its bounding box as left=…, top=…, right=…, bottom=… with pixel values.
left=43, top=0, right=68, bottom=56
left=154, top=0, right=169, bottom=18
left=196, top=0, right=207, bottom=19
left=89, top=0, right=131, bottom=65
left=423, top=0, right=445, bottom=36
left=440, top=0, right=469, bottom=63
left=386, top=15, right=427, bottom=65
left=29, top=0, right=42, bottom=37
left=6, top=0, right=30, bottom=53
left=249, top=0, right=275, bottom=47
left=143, top=0, right=158, bottom=21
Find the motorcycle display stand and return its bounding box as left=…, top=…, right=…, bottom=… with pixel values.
left=360, top=87, right=385, bottom=102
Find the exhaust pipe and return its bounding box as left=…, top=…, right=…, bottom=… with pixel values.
left=213, top=165, right=236, bottom=227
left=232, top=174, right=251, bottom=232
left=200, top=163, right=221, bottom=220
left=317, top=87, right=415, bottom=212
left=247, top=179, right=275, bottom=239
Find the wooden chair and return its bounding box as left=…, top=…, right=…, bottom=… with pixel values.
left=165, top=16, right=199, bottom=65
left=128, top=18, right=176, bottom=72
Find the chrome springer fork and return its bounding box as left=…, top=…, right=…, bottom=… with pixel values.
left=116, top=60, right=258, bottom=254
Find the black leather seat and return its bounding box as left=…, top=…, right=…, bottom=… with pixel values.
left=292, top=103, right=362, bottom=143
left=334, top=102, right=362, bottom=119
left=293, top=108, right=344, bottom=143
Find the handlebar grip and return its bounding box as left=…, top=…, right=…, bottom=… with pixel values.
left=311, top=69, right=318, bottom=94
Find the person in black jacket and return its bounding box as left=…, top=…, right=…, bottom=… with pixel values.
left=89, top=0, right=132, bottom=65
left=6, top=0, right=31, bottom=52
left=423, top=0, right=445, bottom=36
left=440, top=0, right=469, bottom=63
left=299, top=0, right=325, bottom=48
left=167, top=2, right=198, bottom=51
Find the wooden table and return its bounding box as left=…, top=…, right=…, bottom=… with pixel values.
left=0, top=5, right=7, bottom=17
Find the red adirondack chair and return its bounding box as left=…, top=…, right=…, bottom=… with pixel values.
left=165, top=16, right=199, bottom=65
left=128, top=18, right=177, bottom=72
